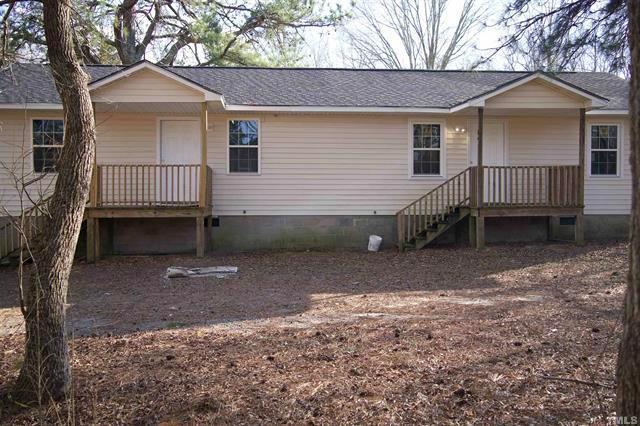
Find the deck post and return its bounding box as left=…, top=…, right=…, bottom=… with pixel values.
left=87, top=218, right=96, bottom=263
left=548, top=216, right=560, bottom=241
left=475, top=215, right=485, bottom=249
left=396, top=213, right=404, bottom=252
left=575, top=212, right=585, bottom=246
left=477, top=107, right=484, bottom=208
left=196, top=215, right=205, bottom=257
left=468, top=213, right=485, bottom=249
left=94, top=218, right=101, bottom=260
left=199, top=102, right=208, bottom=209
left=468, top=215, right=476, bottom=247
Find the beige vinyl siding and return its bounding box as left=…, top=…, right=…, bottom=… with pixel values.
left=486, top=81, right=586, bottom=109
left=96, top=114, right=203, bottom=207
left=507, top=115, right=631, bottom=215
left=0, top=109, right=631, bottom=217
left=508, top=116, right=580, bottom=165
left=95, top=113, right=158, bottom=163
left=92, top=69, right=204, bottom=103
left=208, top=114, right=468, bottom=216
left=584, top=116, right=631, bottom=215
left=0, top=110, right=61, bottom=214
left=0, top=112, right=162, bottom=214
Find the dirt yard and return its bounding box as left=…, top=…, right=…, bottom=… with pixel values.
left=0, top=242, right=628, bottom=424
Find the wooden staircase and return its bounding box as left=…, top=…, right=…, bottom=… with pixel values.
left=396, top=168, right=473, bottom=251
left=0, top=197, right=51, bottom=264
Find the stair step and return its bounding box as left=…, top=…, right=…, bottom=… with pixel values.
left=404, top=209, right=471, bottom=251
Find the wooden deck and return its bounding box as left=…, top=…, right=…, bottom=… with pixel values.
left=85, top=163, right=213, bottom=261
left=396, top=165, right=584, bottom=251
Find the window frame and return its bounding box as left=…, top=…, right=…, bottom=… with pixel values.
left=227, top=118, right=261, bottom=175
left=31, top=117, right=65, bottom=174
left=408, top=120, right=447, bottom=178
left=587, top=122, right=623, bottom=178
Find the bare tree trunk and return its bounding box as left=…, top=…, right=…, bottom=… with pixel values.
left=12, top=0, right=95, bottom=403
left=617, top=0, right=640, bottom=417
left=113, top=0, right=141, bottom=64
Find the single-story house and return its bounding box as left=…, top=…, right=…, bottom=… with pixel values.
left=0, top=61, right=631, bottom=260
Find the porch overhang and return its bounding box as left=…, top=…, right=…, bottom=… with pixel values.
left=449, top=71, right=610, bottom=113
left=88, top=60, right=224, bottom=102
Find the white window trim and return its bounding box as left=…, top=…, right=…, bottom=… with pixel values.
left=408, top=119, right=447, bottom=178
left=227, top=118, right=261, bottom=175
left=587, top=122, right=623, bottom=178
left=30, top=116, right=65, bottom=174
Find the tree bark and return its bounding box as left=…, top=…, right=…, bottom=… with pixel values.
left=617, top=0, right=640, bottom=417
left=13, top=0, right=95, bottom=403
left=113, top=0, right=141, bottom=64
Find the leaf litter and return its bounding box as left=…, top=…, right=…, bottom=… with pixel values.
left=0, top=241, right=627, bottom=424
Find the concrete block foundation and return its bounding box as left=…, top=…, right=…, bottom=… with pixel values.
left=210, top=215, right=396, bottom=252
left=88, top=214, right=629, bottom=255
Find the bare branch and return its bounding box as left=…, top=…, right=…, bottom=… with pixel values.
left=344, top=0, right=483, bottom=70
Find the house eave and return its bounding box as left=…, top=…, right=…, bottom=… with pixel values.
left=223, top=105, right=450, bottom=113
left=0, top=103, right=63, bottom=110
left=585, top=109, right=629, bottom=115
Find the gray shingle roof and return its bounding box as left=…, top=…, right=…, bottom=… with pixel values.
left=0, top=62, right=629, bottom=110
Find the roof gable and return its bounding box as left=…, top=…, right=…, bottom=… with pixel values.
left=89, top=61, right=222, bottom=102
left=485, top=79, right=591, bottom=109
left=451, top=72, right=609, bottom=111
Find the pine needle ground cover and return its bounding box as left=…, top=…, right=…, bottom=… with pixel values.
left=0, top=242, right=627, bottom=424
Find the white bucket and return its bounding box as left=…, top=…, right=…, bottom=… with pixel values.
left=368, top=235, right=382, bottom=252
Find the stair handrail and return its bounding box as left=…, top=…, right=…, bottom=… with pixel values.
left=396, top=167, right=476, bottom=249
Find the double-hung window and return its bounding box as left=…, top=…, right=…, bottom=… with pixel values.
left=590, top=124, right=620, bottom=176
left=33, top=119, right=64, bottom=173
left=412, top=123, right=442, bottom=176
left=228, top=119, right=259, bottom=173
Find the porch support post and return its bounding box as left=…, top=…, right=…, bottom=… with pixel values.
left=578, top=107, right=586, bottom=207
left=87, top=102, right=98, bottom=263
left=199, top=102, right=208, bottom=209
left=89, top=102, right=97, bottom=208
left=196, top=216, right=205, bottom=257
left=477, top=107, right=484, bottom=209
left=576, top=107, right=586, bottom=246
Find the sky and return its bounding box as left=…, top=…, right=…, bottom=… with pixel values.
left=300, top=0, right=511, bottom=69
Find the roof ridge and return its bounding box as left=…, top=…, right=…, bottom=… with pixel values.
left=169, top=65, right=531, bottom=73
left=0, top=61, right=626, bottom=110
left=9, top=62, right=621, bottom=76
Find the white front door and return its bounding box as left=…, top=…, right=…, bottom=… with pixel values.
left=469, top=120, right=506, bottom=166
left=159, top=119, right=200, bottom=204
left=470, top=120, right=507, bottom=203
left=482, top=121, right=506, bottom=167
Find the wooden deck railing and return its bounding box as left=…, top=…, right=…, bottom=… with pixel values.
left=396, top=164, right=582, bottom=248
left=0, top=197, right=50, bottom=261
left=479, top=165, right=580, bottom=208
left=91, top=164, right=213, bottom=208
